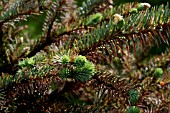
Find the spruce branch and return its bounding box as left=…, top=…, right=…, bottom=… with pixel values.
left=70, top=4, right=170, bottom=63
left=0, top=1, right=170, bottom=112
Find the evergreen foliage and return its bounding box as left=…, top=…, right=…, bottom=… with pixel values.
left=129, top=89, right=139, bottom=105
left=0, top=0, right=170, bottom=112
left=153, top=67, right=163, bottom=78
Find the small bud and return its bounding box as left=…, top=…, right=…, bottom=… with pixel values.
left=86, top=13, right=103, bottom=26
left=43, top=0, right=52, bottom=9
left=160, top=81, right=165, bottom=86
left=113, top=14, right=125, bottom=29
left=153, top=68, right=163, bottom=79
left=108, top=0, right=113, bottom=4
left=130, top=8, right=138, bottom=14
left=137, top=3, right=151, bottom=11
left=129, top=89, right=139, bottom=105
left=113, top=14, right=123, bottom=23
left=20, top=37, right=24, bottom=43
left=74, top=55, right=87, bottom=67
left=19, top=57, right=35, bottom=68
left=61, top=55, right=70, bottom=65
left=126, top=106, right=140, bottom=113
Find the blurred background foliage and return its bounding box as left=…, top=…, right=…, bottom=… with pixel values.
left=20, top=13, right=46, bottom=39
